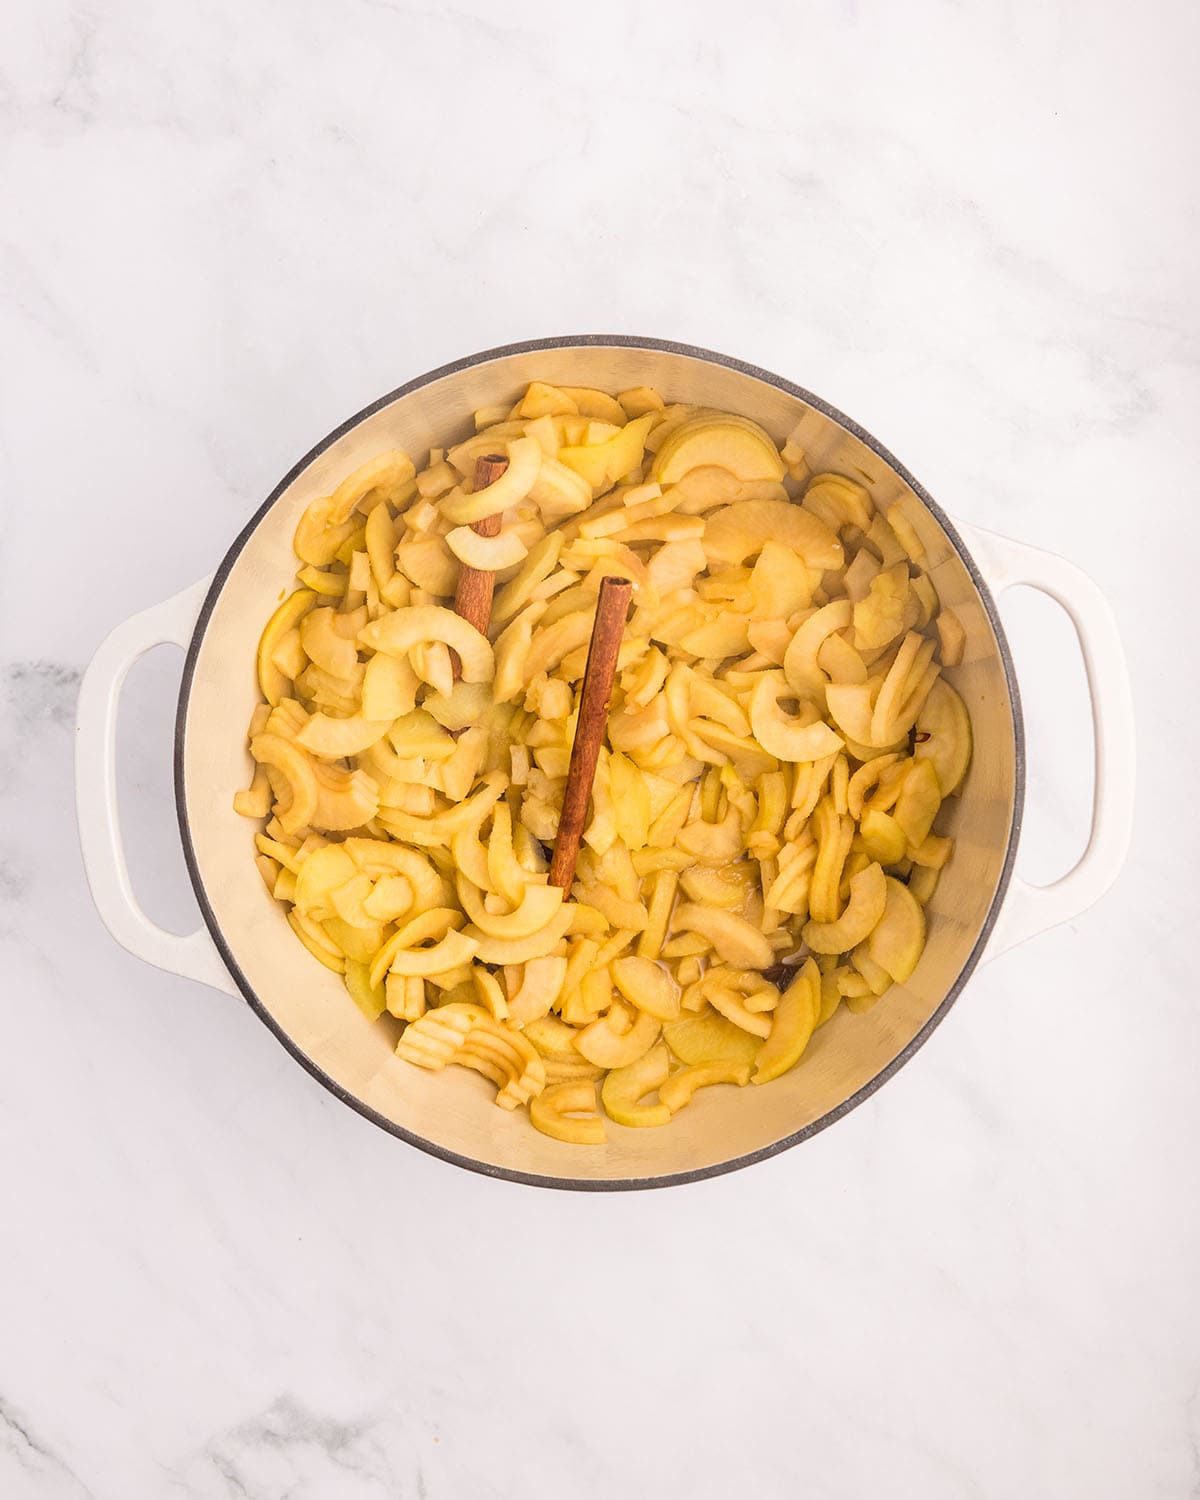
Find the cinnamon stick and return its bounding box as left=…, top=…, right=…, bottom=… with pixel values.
left=549, top=576, right=633, bottom=893
left=450, top=453, right=508, bottom=680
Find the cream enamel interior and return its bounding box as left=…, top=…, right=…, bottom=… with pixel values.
left=179, top=342, right=1019, bottom=1186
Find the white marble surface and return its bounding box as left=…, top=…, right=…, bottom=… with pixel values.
left=3, top=0, right=1197, bottom=1494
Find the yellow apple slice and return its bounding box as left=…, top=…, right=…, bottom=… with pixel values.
left=445, top=525, right=529, bottom=570
left=344, top=959, right=386, bottom=1021
left=507, top=955, right=569, bottom=1026
left=527, top=459, right=592, bottom=522
left=257, top=590, right=317, bottom=705
left=670, top=904, right=774, bottom=969
left=782, top=600, right=853, bottom=700
left=866, top=876, right=926, bottom=983
left=300, top=607, right=358, bottom=678
left=802, top=861, right=887, bottom=953
left=292, top=843, right=358, bottom=916
left=576, top=1005, right=661, bottom=1070
left=752, top=958, right=821, bottom=1084
left=913, top=678, right=973, bottom=795
left=662, top=1010, right=763, bottom=1067
left=466, top=903, right=575, bottom=964
left=361, top=651, right=418, bottom=722
left=394, top=1000, right=483, bottom=1070
left=249, top=733, right=319, bottom=833
left=858, top=807, right=908, bottom=864
left=601, top=1042, right=672, bottom=1127
left=557, top=386, right=628, bottom=424
left=892, top=757, right=943, bottom=848
left=376, top=926, right=479, bottom=982
left=659, top=1060, right=751, bottom=1112
left=530, top=1080, right=606, bottom=1144
left=296, top=712, right=391, bottom=758
left=651, top=414, right=784, bottom=484
left=750, top=540, right=814, bottom=619
left=439, top=436, right=542, bottom=524
left=704, top=499, right=842, bottom=570
left=824, top=682, right=878, bottom=745
left=359, top=605, right=493, bottom=685
left=559, top=413, right=656, bottom=493
left=457, top=879, right=562, bottom=942
left=750, top=676, right=844, bottom=762
left=611, top=955, right=681, bottom=1021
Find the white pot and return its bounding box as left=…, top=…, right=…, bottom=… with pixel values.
left=75, top=337, right=1135, bottom=1189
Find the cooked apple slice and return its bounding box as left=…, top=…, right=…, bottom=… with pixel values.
left=651, top=414, right=784, bottom=485
left=752, top=958, right=821, bottom=1084
left=250, top=733, right=319, bottom=833
left=530, top=1080, right=606, bottom=1144
left=858, top=807, right=907, bottom=864
left=663, top=1010, right=763, bottom=1067
left=296, top=712, right=390, bottom=758
left=750, top=540, right=814, bottom=619
left=361, top=651, right=418, bottom=722
left=445, top=524, right=529, bottom=570
left=892, top=757, right=943, bottom=848
left=659, top=1059, right=751, bottom=1112
left=913, top=678, right=972, bottom=795
left=824, top=681, right=879, bottom=746
left=576, top=1005, right=661, bottom=1069
left=257, top=589, right=317, bottom=706
left=559, top=413, right=656, bottom=493
left=611, top=955, right=681, bottom=1021
left=750, top=676, right=844, bottom=762
left=802, top=861, right=887, bottom=953
left=866, top=876, right=926, bottom=983
left=466, top=903, right=576, bottom=964
left=300, top=607, right=358, bottom=679
left=671, top=904, right=774, bottom=969
left=343, top=959, right=386, bottom=1021
left=457, top=879, right=563, bottom=942
left=557, top=386, right=629, bottom=423
left=439, top=436, right=542, bottom=525
left=310, top=761, right=379, bottom=831
left=704, top=499, right=842, bottom=570
left=293, top=843, right=358, bottom=916
left=601, top=1042, right=672, bottom=1127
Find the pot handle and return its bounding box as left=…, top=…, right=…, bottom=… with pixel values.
left=75, top=576, right=239, bottom=997
left=956, top=522, right=1136, bottom=961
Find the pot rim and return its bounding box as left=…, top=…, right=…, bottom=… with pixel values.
left=174, top=333, right=1026, bottom=1192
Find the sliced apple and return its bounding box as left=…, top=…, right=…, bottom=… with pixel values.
left=611, top=955, right=681, bottom=1021
left=866, top=876, right=926, bottom=983
left=704, top=499, right=842, bottom=570
left=913, top=678, right=973, bottom=795
left=802, top=861, right=887, bottom=953
left=530, top=1080, right=606, bottom=1145
left=671, top=904, right=774, bottom=969
left=445, top=525, right=529, bottom=570
left=659, top=1060, right=751, bottom=1112
left=601, top=1042, right=672, bottom=1127
left=257, top=589, right=317, bottom=706
left=750, top=676, right=844, bottom=763
left=559, top=413, right=656, bottom=493
left=439, top=436, right=543, bottom=525
left=752, top=958, right=821, bottom=1084
left=359, top=605, right=493, bottom=685
left=575, top=1005, right=661, bottom=1069
left=296, top=712, right=390, bottom=758
left=662, top=1011, right=763, bottom=1067
left=892, top=757, right=943, bottom=848
left=651, top=414, right=784, bottom=485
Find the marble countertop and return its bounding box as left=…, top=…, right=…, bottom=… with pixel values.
left=4, top=0, right=1197, bottom=1494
